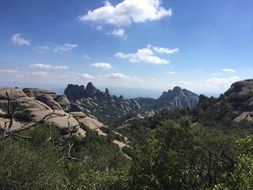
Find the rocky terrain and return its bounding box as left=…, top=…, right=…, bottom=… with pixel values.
left=193, top=79, right=253, bottom=125
left=0, top=88, right=85, bottom=137
left=134, top=86, right=199, bottom=111
left=0, top=87, right=132, bottom=152
left=64, top=83, right=199, bottom=125
left=225, top=79, right=253, bottom=122
left=65, top=83, right=142, bottom=125
left=0, top=83, right=200, bottom=152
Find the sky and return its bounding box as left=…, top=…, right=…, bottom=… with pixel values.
left=1, top=0, right=253, bottom=97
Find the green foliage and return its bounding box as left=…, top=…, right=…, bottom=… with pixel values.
left=0, top=123, right=131, bottom=190
left=65, top=166, right=131, bottom=190
left=131, top=119, right=238, bottom=190
left=0, top=139, right=66, bottom=190
left=219, top=135, right=253, bottom=190
left=2, top=100, right=253, bottom=190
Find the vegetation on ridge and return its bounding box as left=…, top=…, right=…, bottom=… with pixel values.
left=1, top=80, right=253, bottom=189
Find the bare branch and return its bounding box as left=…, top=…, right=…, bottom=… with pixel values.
left=57, top=142, right=84, bottom=163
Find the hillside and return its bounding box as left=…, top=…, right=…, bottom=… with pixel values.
left=2, top=80, right=253, bottom=189
left=192, top=79, right=253, bottom=127
left=134, top=86, right=199, bottom=111
left=64, top=83, right=199, bottom=125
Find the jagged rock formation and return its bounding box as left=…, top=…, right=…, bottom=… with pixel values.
left=64, top=83, right=199, bottom=125
left=0, top=88, right=85, bottom=137
left=0, top=83, right=199, bottom=134
left=64, top=84, right=87, bottom=102
left=134, top=86, right=199, bottom=111
left=64, top=83, right=142, bottom=125
left=194, top=79, right=253, bottom=125
left=0, top=87, right=134, bottom=158
left=224, top=79, right=253, bottom=123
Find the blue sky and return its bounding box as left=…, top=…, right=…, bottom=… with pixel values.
left=0, top=0, right=253, bottom=97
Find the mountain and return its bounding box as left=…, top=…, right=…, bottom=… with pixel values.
left=64, top=83, right=199, bottom=125
left=0, top=83, right=199, bottom=134
left=193, top=79, right=253, bottom=126
left=64, top=83, right=142, bottom=125
left=224, top=79, right=253, bottom=123
left=134, top=86, right=199, bottom=111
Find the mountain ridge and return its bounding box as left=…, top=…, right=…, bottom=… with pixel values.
left=64, top=82, right=199, bottom=125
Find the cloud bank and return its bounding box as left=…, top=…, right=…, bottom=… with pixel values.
left=79, top=0, right=172, bottom=27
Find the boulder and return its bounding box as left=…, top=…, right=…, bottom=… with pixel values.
left=54, top=95, right=71, bottom=110
left=70, top=111, right=105, bottom=130
left=23, top=88, right=62, bottom=110
left=234, top=112, right=253, bottom=123
left=0, top=88, right=84, bottom=137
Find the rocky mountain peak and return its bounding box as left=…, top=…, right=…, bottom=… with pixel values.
left=86, top=82, right=97, bottom=96
left=105, top=88, right=110, bottom=95
left=172, top=86, right=182, bottom=94
left=136, top=86, right=199, bottom=111
left=64, top=84, right=86, bottom=102
left=159, top=86, right=183, bottom=100
left=225, top=79, right=253, bottom=97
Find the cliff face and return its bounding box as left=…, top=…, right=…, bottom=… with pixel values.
left=194, top=79, right=253, bottom=124
left=64, top=83, right=142, bottom=125
left=64, top=84, right=87, bottom=103
left=134, top=86, right=199, bottom=111
left=224, top=79, right=253, bottom=123
left=64, top=83, right=199, bottom=125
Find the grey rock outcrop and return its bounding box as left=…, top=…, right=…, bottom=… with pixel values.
left=64, top=83, right=142, bottom=125
left=223, top=79, right=253, bottom=123
left=64, top=84, right=87, bottom=103
left=134, top=86, right=199, bottom=111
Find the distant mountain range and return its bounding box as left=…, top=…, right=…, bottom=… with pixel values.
left=2, top=79, right=253, bottom=136
left=64, top=82, right=199, bottom=125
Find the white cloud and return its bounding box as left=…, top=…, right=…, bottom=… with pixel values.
left=178, top=80, right=192, bottom=85
left=0, top=69, right=24, bottom=79
left=11, top=33, right=31, bottom=46
left=222, top=68, right=237, bottom=73
left=30, top=63, right=69, bottom=70
left=82, top=54, right=90, bottom=59
left=204, top=76, right=241, bottom=90
left=36, top=43, right=78, bottom=53
left=53, top=43, right=78, bottom=53
left=90, top=62, right=112, bottom=69
left=79, top=0, right=172, bottom=27
left=151, top=45, right=179, bottom=54
left=107, top=73, right=144, bottom=83
left=61, top=72, right=143, bottom=84
left=115, top=47, right=169, bottom=64
left=0, top=69, right=20, bottom=74
left=111, top=28, right=127, bottom=39
left=80, top=73, right=95, bottom=80
left=27, top=71, right=49, bottom=77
